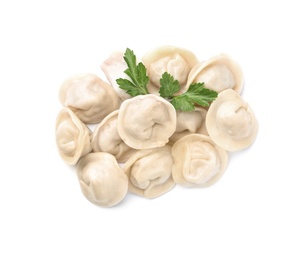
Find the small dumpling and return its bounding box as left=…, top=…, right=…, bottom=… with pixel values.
left=101, top=51, right=132, bottom=101
left=169, top=107, right=208, bottom=144
left=59, top=73, right=120, bottom=124
left=172, top=134, right=228, bottom=188
left=77, top=152, right=128, bottom=207
left=91, top=110, right=136, bottom=163
left=118, top=94, right=177, bottom=149
left=142, top=46, right=199, bottom=94
left=206, top=89, right=258, bottom=151
left=186, top=54, right=243, bottom=94
left=55, top=108, right=92, bottom=165
left=124, top=145, right=175, bottom=198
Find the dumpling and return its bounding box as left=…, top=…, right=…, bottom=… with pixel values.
left=186, top=54, right=243, bottom=93
left=124, top=145, right=175, bottom=198
left=172, top=134, right=228, bottom=188
left=142, top=46, right=199, bottom=94
left=55, top=108, right=92, bottom=165
left=77, top=152, right=128, bottom=207
left=59, top=73, right=120, bottom=124
left=118, top=94, right=177, bottom=149
left=169, top=107, right=208, bottom=144
left=206, top=89, right=258, bottom=151
left=101, top=51, right=132, bottom=101
left=91, top=110, right=136, bottom=163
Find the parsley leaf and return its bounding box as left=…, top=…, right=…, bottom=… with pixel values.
left=116, top=48, right=149, bottom=96
left=159, top=72, right=180, bottom=98
left=182, top=82, right=218, bottom=107
left=170, top=96, right=195, bottom=111
left=157, top=72, right=218, bottom=111
left=168, top=80, right=218, bottom=111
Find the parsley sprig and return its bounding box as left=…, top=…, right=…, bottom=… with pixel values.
left=116, top=48, right=218, bottom=111
left=159, top=72, right=218, bottom=111
left=116, top=48, right=149, bottom=96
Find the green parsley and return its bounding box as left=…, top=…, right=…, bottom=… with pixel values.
left=159, top=72, right=218, bottom=111
left=116, top=48, right=149, bottom=96
left=159, top=72, right=180, bottom=98
left=117, top=48, right=218, bottom=111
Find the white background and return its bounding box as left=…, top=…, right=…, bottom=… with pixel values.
left=1, top=0, right=298, bottom=259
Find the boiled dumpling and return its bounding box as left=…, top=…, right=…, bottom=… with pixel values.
left=77, top=152, right=128, bottom=207
left=101, top=51, right=132, bottom=101
left=172, top=134, right=228, bottom=187
left=124, top=145, right=175, bottom=198
left=206, top=89, right=258, bottom=151
left=142, top=46, right=199, bottom=94
left=187, top=54, right=243, bottom=93
left=169, top=107, right=208, bottom=144
left=118, top=94, right=176, bottom=149
left=91, top=110, right=136, bottom=163
left=59, top=73, right=120, bottom=124
left=55, top=108, right=92, bottom=165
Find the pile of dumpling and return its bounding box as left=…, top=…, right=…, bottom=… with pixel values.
left=55, top=46, right=258, bottom=207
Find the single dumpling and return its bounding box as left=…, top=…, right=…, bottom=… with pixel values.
left=169, top=107, right=208, bottom=144
left=77, top=152, right=128, bottom=207
left=186, top=54, right=243, bottom=94
left=101, top=51, right=132, bottom=101
left=59, top=73, right=120, bottom=124
left=55, top=108, right=92, bottom=165
left=117, top=94, right=177, bottom=149
left=206, top=89, right=258, bottom=151
left=142, top=46, right=199, bottom=94
left=91, top=110, right=136, bottom=163
left=172, top=134, right=228, bottom=188
left=124, top=145, right=175, bottom=198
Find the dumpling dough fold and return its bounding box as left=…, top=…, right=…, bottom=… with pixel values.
left=172, top=134, right=228, bottom=187
left=169, top=107, right=208, bottom=144
left=206, top=89, right=258, bottom=151
left=59, top=73, right=120, bottom=124
left=142, top=46, right=199, bottom=95
left=101, top=51, right=132, bottom=101
left=91, top=110, right=136, bottom=163
left=124, top=145, right=175, bottom=198
left=118, top=94, right=176, bottom=149
left=77, top=152, right=128, bottom=207
left=186, top=54, right=243, bottom=94
left=55, top=108, right=92, bottom=165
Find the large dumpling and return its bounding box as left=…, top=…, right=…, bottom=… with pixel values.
left=55, top=108, right=92, bottom=165
left=142, top=46, right=199, bottom=94
left=124, top=145, right=175, bottom=198
left=206, top=89, right=258, bottom=151
left=59, top=73, right=120, bottom=124
left=91, top=110, right=136, bottom=163
left=172, top=134, right=228, bottom=188
left=117, top=94, right=177, bottom=149
left=186, top=54, right=243, bottom=94
left=77, top=152, right=128, bottom=207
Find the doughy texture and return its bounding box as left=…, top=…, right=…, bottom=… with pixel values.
left=91, top=110, right=136, bottom=163
left=206, top=89, right=258, bottom=151
left=55, top=108, right=92, bottom=165
left=187, top=54, right=243, bottom=93
left=77, top=152, right=128, bottom=207
left=169, top=107, right=208, bottom=144
left=124, top=145, right=175, bottom=198
left=118, top=94, right=177, bottom=149
left=172, top=134, right=228, bottom=187
left=59, top=73, right=120, bottom=124
left=142, top=46, right=199, bottom=94
left=101, top=51, right=132, bottom=101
